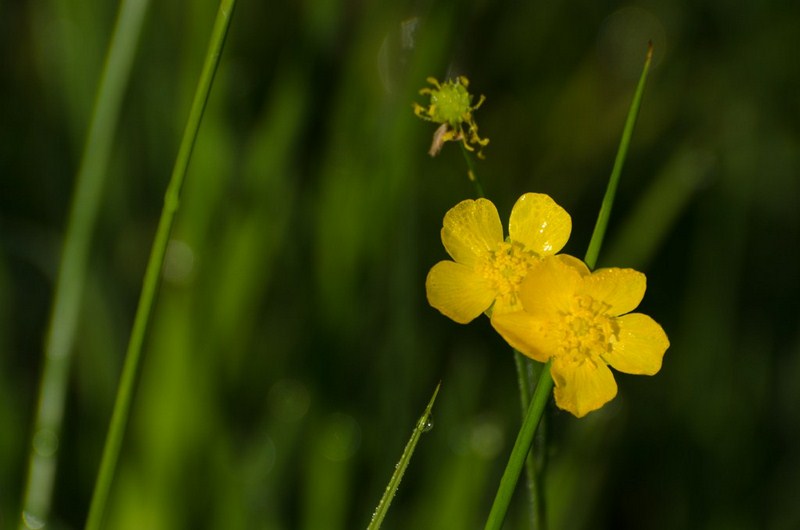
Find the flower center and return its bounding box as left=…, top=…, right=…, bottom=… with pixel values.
left=430, top=81, right=474, bottom=126
left=479, top=241, right=538, bottom=313
left=556, top=295, right=618, bottom=363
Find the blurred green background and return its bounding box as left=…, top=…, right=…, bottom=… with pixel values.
left=2, top=0, right=799, bottom=528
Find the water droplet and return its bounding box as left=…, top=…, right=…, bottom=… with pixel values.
left=422, top=417, right=434, bottom=432
left=22, top=511, right=45, bottom=529
left=319, top=413, right=360, bottom=462
left=378, top=16, right=420, bottom=94
left=162, top=239, right=195, bottom=285
left=268, top=379, right=311, bottom=422
left=470, top=418, right=504, bottom=459
left=33, top=429, right=59, bottom=457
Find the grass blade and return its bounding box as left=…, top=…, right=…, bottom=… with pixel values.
left=584, top=42, right=653, bottom=270
left=367, top=383, right=441, bottom=530
left=82, top=1, right=237, bottom=528
left=18, top=1, right=150, bottom=527
left=484, top=362, right=553, bottom=530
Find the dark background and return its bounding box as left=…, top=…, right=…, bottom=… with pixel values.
left=1, top=0, right=798, bottom=528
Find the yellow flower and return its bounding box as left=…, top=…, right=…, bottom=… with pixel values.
left=413, top=76, right=489, bottom=158
left=426, top=193, right=572, bottom=323
left=491, top=255, right=669, bottom=418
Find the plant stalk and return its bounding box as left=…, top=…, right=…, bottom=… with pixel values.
left=83, top=1, right=237, bottom=528
left=18, top=1, right=150, bottom=527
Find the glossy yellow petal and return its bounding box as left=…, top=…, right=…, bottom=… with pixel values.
left=489, top=292, right=525, bottom=316
left=551, top=357, right=618, bottom=418
left=490, top=311, right=554, bottom=363
left=556, top=254, right=590, bottom=276
left=441, top=198, right=503, bottom=267
left=583, top=268, right=646, bottom=316
left=604, top=313, right=669, bottom=375
left=426, top=261, right=496, bottom=324
left=518, top=255, right=581, bottom=317
left=508, top=193, right=571, bottom=256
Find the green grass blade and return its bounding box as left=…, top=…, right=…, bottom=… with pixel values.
left=484, top=362, right=553, bottom=530
left=82, top=1, right=237, bottom=529
left=584, top=42, right=653, bottom=270
left=18, top=0, right=150, bottom=527
left=600, top=147, right=711, bottom=269
left=367, top=383, right=441, bottom=530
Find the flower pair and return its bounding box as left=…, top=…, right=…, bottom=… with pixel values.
left=426, top=194, right=669, bottom=417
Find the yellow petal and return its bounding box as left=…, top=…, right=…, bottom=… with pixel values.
left=489, top=293, right=525, bottom=316
left=604, top=313, right=669, bottom=375
left=551, top=357, right=618, bottom=418
left=441, top=198, right=503, bottom=267
left=556, top=254, right=590, bottom=276
left=518, top=255, right=581, bottom=317
left=490, top=311, right=554, bottom=363
left=583, top=268, right=646, bottom=316
left=426, top=261, right=496, bottom=324
left=508, top=193, right=571, bottom=256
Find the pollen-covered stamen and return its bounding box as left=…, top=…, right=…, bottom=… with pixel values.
left=413, top=76, right=489, bottom=158
left=478, top=241, right=538, bottom=311
left=557, top=295, right=619, bottom=363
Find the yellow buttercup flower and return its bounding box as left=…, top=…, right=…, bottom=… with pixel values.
left=413, top=76, right=489, bottom=158
left=426, top=193, right=572, bottom=324
left=491, top=255, right=669, bottom=418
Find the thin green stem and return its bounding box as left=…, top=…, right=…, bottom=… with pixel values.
left=513, top=351, right=545, bottom=529
left=459, top=142, right=485, bottom=198
left=484, top=361, right=553, bottom=530
left=584, top=42, right=653, bottom=270
left=83, top=2, right=237, bottom=529
left=460, top=142, right=542, bottom=527
left=367, top=383, right=441, bottom=530
left=483, top=43, right=655, bottom=530
left=18, top=1, right=150, bottom=527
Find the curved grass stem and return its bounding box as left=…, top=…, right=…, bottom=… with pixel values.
left=82, top=2, right=237, bottom=528
left=18, top=1, right=150, bottom=527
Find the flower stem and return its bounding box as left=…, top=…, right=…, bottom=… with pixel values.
left=82, top=2, right=236, bottom=529
left=459, top=142, right=485, bottom=198
left=584, top=42, right=653, bottom=270
left=484, top=361, right=554, bottom=530
left=513, top=352, right=548, bottom=530
left=367, top=383, right=441, bottom=530
left=460, top=142, right=544, bottom=527
left=18, top=1, right=150, bottom=527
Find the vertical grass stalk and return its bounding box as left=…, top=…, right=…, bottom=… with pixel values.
left=484, top=361, right=553, bottom=530
left=83, top=1, right=237, bottom=528
left=584, top=42, right=653, bottom=269
left=18, top=1, right=150, bottom=527
left=483, top=43, right=654, bottom=530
